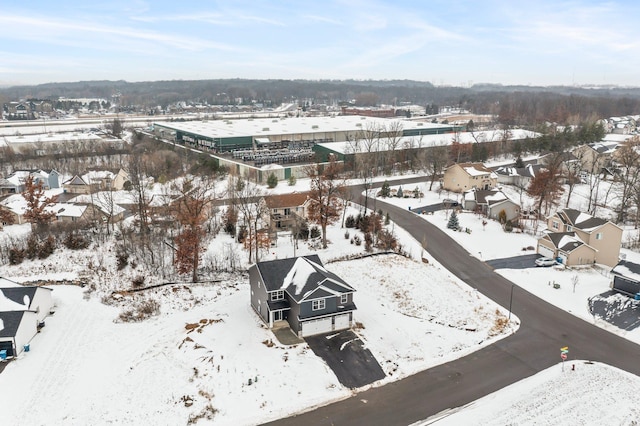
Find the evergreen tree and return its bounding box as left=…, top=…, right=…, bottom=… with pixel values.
left=515, top=156, right=525, bottom=168
left=288, top=175, right=297, bottom=186
left=447, top=210, right=460, bottom=230
left=397, top=186, right=403, bottom=198
left=380, top=180, right=391, bottom=198
left=267, top=173, right=278, bottom=188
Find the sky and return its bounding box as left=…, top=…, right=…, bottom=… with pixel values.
left=1, top=0, right=640, bottom=87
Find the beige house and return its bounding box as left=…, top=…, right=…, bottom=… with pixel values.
left=571, top=142, right=618, bottom=174
left=462, top=188, right=520, bottom=222
left=63, top=175, right=92, bottom=194
left=537, top=208, right=622, bottom=267
left=262, top=192, right=312, bottom=232
left=537, top=232, right=596, bottom=266
left=443, top=163, right=497, bottom=193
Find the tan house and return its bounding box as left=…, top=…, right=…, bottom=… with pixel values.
left=462, top=188, right=520, bottom=222
left=63, top=175, right=92, bottom=194
left=262, top=192, right=312, bottom=232
left=571, top=142, right=618, bottom=174
left=443, top=163, right=497, bottom=193
left=537, top=208, right=622, bottom=267
left=537, top=232, right=596, bottom=266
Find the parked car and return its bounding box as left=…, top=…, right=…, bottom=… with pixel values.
left=535, top=257, right=557, bottom=267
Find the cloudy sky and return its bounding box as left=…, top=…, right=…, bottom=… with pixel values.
left=1, top=0, right=638, bottom=87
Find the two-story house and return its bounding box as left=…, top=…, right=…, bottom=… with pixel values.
left=249, top=255, right=356, bottom=337
left=442, top=162, right=497, bottom=193
left=537, top=208, right=623, bottom=267
left=262, top=192, right=312, bottom=232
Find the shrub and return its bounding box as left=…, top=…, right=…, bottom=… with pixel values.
left=26, top=235, right=39, bottom=260
left=345, top=215, right=356, bottom=228
left=64, top=232, right=89, bottom=250
left=288, top=175, right=297, bottom=186
left=353, top=235, right=362, bottom=246
left=364, top=232, right=373, bottom=252
left=116, top=249, right=129, bottom=271
left=38, top=235, right=56, bottom=259
left=310, top=226, right=321, bottom=239
left=9, top=248, right=25, bottom=265
left=267, top=173, right=278, bottom=188
left=344, top=230, right=350, bottom=239
left=132, top=275, right=145, bottom=288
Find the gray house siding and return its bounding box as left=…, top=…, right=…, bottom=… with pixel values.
left=288, top=301, right=302, bottom=334
left=249, top=266, right=269, bottom=323
left=299, top=296, right=336, bottom=319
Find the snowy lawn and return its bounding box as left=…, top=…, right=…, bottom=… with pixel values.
left=0, top=200, right=515, bottom=425
left=428, top=361, right=640, bottom=425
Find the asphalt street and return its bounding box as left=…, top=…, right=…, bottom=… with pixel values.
left=265, top=176, right=640, bottom=426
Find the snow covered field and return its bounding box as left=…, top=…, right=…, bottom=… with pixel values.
left=2, top=173, right=640, bottom=425
left=0, top=195, right=514, bottom=425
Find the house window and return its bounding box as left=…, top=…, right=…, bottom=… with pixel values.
left=271, top=290, right=284, bottom=301
left=312, top=299, right=325, bottom=311
left=567, top=225, right=572, bottom=232
left=284, top=208, right=291, bottom=216
left=596, top=232, right=603, bottom=240
left=340, top=294, right=348, bottom=304
left=552, top=221, right=559, bottom=230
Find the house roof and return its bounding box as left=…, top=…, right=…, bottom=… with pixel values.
left=0, top=287, right=37, bottom=309
left=464, top=188, right=515, bottom=206
left=555, top=208, right=607, bottom=231
left=612, top=259, right=640, bottom=282
left=255, top=255, right=354, bottom=303
left=454, top=162, right=496, bottom=177
left=264, top=192, right=310, bottom=209
left=0, top=310, right=27, bottom=338
left=494, top=164, right=543, bottom=178
left=0, top=178, right=16, bottom=189
left=63, top=175, right=89, bottom=186
left=543, top=231, right=589, bottom=253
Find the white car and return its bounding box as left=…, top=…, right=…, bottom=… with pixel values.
left=535, top=257, right=557, bottom=267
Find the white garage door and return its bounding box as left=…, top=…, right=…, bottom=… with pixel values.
left=301, top=317, right=333, bottom=337
left=538, top=244, right=555, bottom=259
left=334, top=314, right=350, bottom=330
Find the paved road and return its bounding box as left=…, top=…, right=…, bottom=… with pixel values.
left=266, top=177, right=640, bottom=426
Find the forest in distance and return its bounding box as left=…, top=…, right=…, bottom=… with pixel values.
left=3, top=79, right=640, bottom=126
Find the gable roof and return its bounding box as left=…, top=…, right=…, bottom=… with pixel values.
left=63, top=175, right=89, bottom=186
left=555, top=208, right=608, bottom=231
left=0, top=287, right=37, bottom=309
left=255, top=255, right=354, bottom=303
left=453, top=162, right=496, bottom=177
left=264, top=192, right=310, bottom=209
left=543, top=231, right=591, bottom=253
left=612, top=259, right=640, bottom=282
left=494, top=164, right=543, bottom=178
left=0, top=310, right=28, bottom=338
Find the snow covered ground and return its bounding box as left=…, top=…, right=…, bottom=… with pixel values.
left=2, top=173, right=640, bottom=425
left=423, top=361, right=640, bottom=425
left=0, top=190, right=515, bottom=425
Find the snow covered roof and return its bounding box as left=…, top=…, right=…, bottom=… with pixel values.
left=255, top=255, right=355, bottom=303
left=612, top=260, right=640, bottom=282
left=67, top=193, right=127, bottom=216
left=555, top=208, right=608, bottom=232
left=47, top=203, right=86, bottom=218
left=0, top=311, right=29, bottom=338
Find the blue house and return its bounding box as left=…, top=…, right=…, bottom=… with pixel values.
left=249, top=255, right=356, bottom=337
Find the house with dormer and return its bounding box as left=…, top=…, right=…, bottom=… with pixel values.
left=537, top=208, right=622, bottom=267
left=442, top=162, right=497, bottom=193
left=249, top=255, right=356, bottom=337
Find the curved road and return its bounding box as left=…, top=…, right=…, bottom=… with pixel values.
left=267, top=177, right=640, bottom=426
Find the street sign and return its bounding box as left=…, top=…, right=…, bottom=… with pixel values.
left=561, top=353, right=567, bottom=360
left=561, top=346, right=568, bottom=351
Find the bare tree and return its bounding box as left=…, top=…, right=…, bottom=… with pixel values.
left=306, top=158, right=346, bottom=249
left=171, top=176, right=218, bottom=282
left=424, top=145, right=449, bottom=191
left=614, top=141, right=640, bottom=224
left=230, top=175, right=268, bottom=263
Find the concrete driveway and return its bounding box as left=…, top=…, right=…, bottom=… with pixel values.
left=305, top=329, right=385, bottom=389
left=486, top=253, right=542, bottom=270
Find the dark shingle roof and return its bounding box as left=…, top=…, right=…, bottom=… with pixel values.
left=256, top=255, right=354, bottom=303
left=0, top=310, right=26, bottom=338
left=557, top=208, right=607, bottom=230
left=1, top=287, right=37, bottom=309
